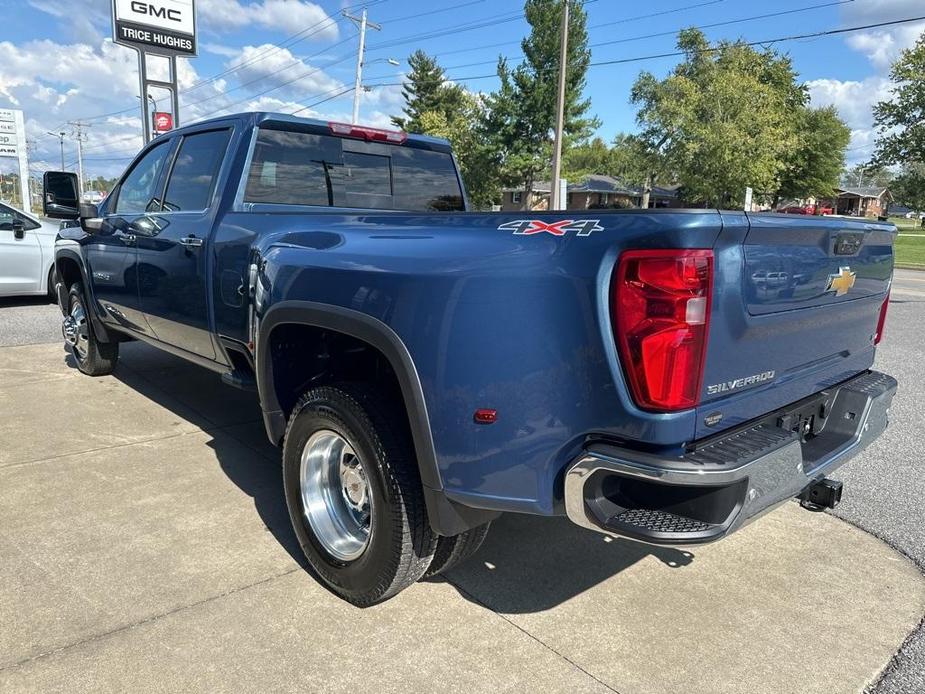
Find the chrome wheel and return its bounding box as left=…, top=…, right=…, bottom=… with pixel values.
left=63, top=299, right=90, bottom=360
left=300, top=429, right=373, bottom=562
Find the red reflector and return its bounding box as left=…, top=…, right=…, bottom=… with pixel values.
left=612, top=249, right=714, bottom=412
left=874, top=291, right=889, bottom=344
left=473, top=409, right=498, bottom=425
left=328, top=121, right=407, bottom=143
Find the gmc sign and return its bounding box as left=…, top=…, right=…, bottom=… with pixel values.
left=112, top=0, right=197, bottom=56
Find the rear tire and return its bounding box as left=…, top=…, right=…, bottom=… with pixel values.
left=424, top=522, right=491, bottom=578
left=65, top=283, right=118, bottom=376
left=282, top=384, right=437, bottom=606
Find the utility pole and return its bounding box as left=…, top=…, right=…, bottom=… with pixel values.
left=68, top=121, right=90, bottom=196
left=343, top=8, right=382, bottom=124
left=47, top=131, right=66, bottom=170
left=550, top=0, right=569, bottom=211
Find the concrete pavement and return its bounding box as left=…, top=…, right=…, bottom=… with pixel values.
left=0, top=341, right=923, bottom=693
left=831, top=269, right=925, bottom=693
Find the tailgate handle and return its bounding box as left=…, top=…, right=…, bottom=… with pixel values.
left=834, top=233, right=863, bottom=256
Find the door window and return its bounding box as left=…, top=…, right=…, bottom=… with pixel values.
left=0, top=203, right=39, bottom=231
left=162, top=129, right=232, bottom=211
left=114, top=141, right=172, bottom=214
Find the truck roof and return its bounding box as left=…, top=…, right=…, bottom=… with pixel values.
left=178, top=111, right=453, bottom=152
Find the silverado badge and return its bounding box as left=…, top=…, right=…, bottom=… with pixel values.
left=825, top=266, right=857, bottom=297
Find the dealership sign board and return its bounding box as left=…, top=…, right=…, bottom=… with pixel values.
left=0, top=109, right=31, bottom=211
left=112, top=0, right=197, bottom=56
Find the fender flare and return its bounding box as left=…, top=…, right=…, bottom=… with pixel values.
left=256, top=301, right=442, bottom=492
left=54, top=245, right=112, bottom=342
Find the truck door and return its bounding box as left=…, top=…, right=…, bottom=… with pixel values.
left=91, top=139, right=175, bottom=335
left=0, top=203, right=42, bottom=295
left=135, top=128, right=232, bottom=360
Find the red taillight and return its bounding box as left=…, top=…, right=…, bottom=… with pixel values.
left=328, top=121, right=407, bottom=143
left=874, top=291, right=890, bottom=344
left=612, top=249, right=714, bottom=412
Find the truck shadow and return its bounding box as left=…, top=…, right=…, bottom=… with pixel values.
left=435, top=514, right=694, bottom=613
left=64, top=340, right=309, bottom=570
left=68, top=340, right=695, bottom=612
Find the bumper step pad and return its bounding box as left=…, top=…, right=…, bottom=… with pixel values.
left=605, top=508, right=714, bottom=535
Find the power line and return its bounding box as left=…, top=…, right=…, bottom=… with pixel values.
left=590, top=0, right=854, bottom=49
left=362, top=13, right=925, bottom=88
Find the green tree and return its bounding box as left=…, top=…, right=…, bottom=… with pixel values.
left=775, top=106, right=850, bottom=203
left=562, top=136, right=612, bottom=181
left=487, top=0, right=598, bottom=205
left=417, top=92, right=501, bottom=209
left=892, top=162, right=925, bottom=212
left=391, top=50, right=466, bottom=133
left=631, top=29, right=810, bottom=207
left=871, top=32, right=925, bottom=167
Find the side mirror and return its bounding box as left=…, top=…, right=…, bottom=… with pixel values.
left=43, top=171, right=80, bottom=219
left=11, top=218, right=24, bottom=240
left=79, top=202, right=103, bottom=233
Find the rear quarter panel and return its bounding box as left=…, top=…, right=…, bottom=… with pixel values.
left=214, top=209, right=723, bottom=514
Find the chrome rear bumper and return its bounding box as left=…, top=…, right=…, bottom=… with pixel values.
left=564, top=371, right=896, bottom=546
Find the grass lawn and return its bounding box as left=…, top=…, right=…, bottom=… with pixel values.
left=895, top=234, right=925, bottom=268
left=889, top=216, right=925, bottom=234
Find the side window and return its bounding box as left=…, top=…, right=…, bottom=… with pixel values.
left=0, top=204, right=39, bottom=231
left=162, top=129, right=232, bottom=211
left=114, top=142, right=172, bottom=214
left=244, top=129, right=338, bottom=206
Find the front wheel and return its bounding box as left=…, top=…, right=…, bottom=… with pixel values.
left=282, top=384, right=437, bottom=606
left=64, top=283, right=118, bottom=376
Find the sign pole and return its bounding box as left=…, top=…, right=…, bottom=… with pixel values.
left=170, top=56, right=180, bottom=129
left=137, top=49, right=151, bottom=144
left=14, top=110, right=29, bottom=211
left=112, top=0, right=197, bottom=142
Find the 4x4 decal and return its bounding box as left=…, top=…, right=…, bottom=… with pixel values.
left=498, top=219, right=603, bottom=237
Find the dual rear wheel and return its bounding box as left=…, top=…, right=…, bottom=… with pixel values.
left=282, top=384, right=490, bottom=606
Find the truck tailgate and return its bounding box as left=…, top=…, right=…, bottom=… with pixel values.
left=695, top=213, right=894, bottom=440
left=743, top=215, right=893, bottom=315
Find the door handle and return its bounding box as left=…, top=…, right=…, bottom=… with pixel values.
left=118, top=232, right=136, bottom=245
left=179, top=236, right=204, bottom=248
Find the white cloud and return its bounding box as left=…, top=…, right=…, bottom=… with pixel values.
left=804, top=1, right=925, bottom=163
left=841, top=0, right=925, bottom=71
left=226, top=44, right=344, bottom=101
left=805, top=76, right=894, bottom=163
left=197, top=0, right=339, bottom=38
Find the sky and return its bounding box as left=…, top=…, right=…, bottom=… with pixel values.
left=0, top=0, right=922, bottom=182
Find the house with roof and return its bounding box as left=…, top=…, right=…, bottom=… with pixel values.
left=499, top=175, right=680, bottom=212
left=822, top=186, right=893, bottom=218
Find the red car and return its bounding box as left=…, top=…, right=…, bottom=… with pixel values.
left=779, top=205, right=833, bottom=215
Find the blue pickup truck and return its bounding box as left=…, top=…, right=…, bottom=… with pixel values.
left=43, top=112, right=896, bottom=605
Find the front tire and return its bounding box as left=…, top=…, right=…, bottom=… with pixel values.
left=65, top=283, right=118, bottom=376
left=282, top=384, right=437, bottom=606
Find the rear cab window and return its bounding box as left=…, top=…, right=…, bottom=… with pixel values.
left=243, top=125, right=464, bottom=212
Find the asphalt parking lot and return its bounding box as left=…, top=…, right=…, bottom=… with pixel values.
left=0, top=271, right=923, bottom=693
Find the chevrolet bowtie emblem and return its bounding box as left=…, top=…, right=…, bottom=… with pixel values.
left=825, top=266, right=857, bottom=297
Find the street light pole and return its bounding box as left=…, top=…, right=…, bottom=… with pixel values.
left=344, top=8, right=382, bottom=124
left=550, top=0, right=569, bottom=211
left=47, top=131, right=66, bottom=170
